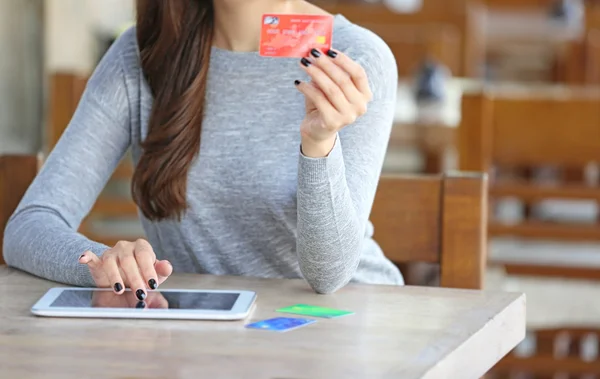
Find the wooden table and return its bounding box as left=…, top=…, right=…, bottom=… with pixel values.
left=0, top=266, right=525, bottom=379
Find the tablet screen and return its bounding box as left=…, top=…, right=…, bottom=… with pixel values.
left=49, top=290, right=240, bottom=311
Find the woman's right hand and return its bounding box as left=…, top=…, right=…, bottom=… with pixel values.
left=79, top=239, right=173, bottom=301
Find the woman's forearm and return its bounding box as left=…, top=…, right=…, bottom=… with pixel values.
left=296, top=140, right=363, bottom=294
left=4, top=209, right=108, bottom=286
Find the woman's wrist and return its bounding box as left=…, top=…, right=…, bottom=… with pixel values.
left=300, top=134, right=337, bottom=158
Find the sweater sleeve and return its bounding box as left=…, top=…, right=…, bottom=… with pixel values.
left=296, top=32, right=398, bottom=294
left=2, top=31, right=134, bottom=286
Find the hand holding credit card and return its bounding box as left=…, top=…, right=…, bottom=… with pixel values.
left=261, top=12, right=373, bottom=160
left=259, top=14, right=334, bottom=58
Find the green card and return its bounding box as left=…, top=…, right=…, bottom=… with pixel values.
left=276, top=304, right=354, bottom=318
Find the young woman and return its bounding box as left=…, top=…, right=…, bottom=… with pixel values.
left=3, top=0, right=403, bottom=299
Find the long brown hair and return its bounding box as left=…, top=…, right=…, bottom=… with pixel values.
left=133, top=0, right=214, bottom=221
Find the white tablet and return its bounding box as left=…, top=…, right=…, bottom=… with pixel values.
left=31, top=287, right=257, bottom=320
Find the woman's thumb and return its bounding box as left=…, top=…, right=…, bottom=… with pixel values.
left=79, top=251, right=102, bottom=270
left=155, top=260, right=173, bottom=285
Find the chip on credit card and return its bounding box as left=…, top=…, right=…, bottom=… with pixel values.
left=245, top=317, right=316, bottom=332
left=259, top=14, right=334, bottom=58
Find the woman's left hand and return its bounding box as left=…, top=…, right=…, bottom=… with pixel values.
left=295, top=48, right=373, bottom=158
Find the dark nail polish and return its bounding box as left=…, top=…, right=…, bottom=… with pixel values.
left=148, top=279, right=157, bottom=290
left=136, top=301, right=146, bottom=309
left=294, top=80, right=301, bottom=86
left=300, top=57, right=311, bottom=67
left=136, top=289, right=146, bottom=301
left=327, top=50, right=338, bottom=58
left=114, top=283, right=123, bottom=293
left=310, top=48, right=321, bottom=58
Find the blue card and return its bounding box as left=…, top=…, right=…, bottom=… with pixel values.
left=245, top=317, right=316, bottom=332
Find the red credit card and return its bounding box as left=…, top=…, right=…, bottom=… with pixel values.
left=259, top=14, right=334, bottom=58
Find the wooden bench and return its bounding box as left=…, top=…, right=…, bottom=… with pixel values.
left=0, top=153, right=488, bottom=290
left=364, top=23, right=462, bottom=78
left=492, top=328, right=600, bottom=378
left=459, top=87, right=600, bottom=277
left=458, top=86, right=600, bottom=378
left=314, top=0, right=486, bottom=78
left=557, top=2, right=600, bottom=85
left=481, top=0, right=556, bottom=8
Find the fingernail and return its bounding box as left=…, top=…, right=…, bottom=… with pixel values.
left=310, top=48, right=321, bottom=58
left=114, top=283, right=123, bottom=293
left=79, top=254, right=85, bottom=260
left=300, top=57, right=311, bottom=67
left=136, top=289, right=146, bottom=301
left=327, top=50, right=337, bottom=58
left=148, top=279, right=157, bottom=290
left=294, top=80, right=301, bottom=86
left=136, top=301, right=146, bottom=309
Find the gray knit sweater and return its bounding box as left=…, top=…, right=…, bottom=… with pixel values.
left=3, top=15, right=403, bottom=293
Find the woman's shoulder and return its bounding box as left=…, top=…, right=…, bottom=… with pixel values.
left=332, top=15, right=398, bottom=99
left=87, top=26, right=141, bottom=87
left=86, top=26, right=146, bottom=107
left=86, top=26, right=140, bottom=92
left=109, top=26, right=142, bottom=75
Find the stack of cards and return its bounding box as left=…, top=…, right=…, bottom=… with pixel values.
left=259, top=14, right=334, bottom=58
left=245, top=304, right=354, bottom=333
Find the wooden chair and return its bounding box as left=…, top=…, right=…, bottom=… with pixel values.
left=491, top=328, right=600, bottom=378
left=559, top=30, right=600, bottom=85
left=370, top=172, right=488, bottom=289
left=48, top=73, right=140, bottom=247
left=458, top=88, right=600, bottom=379
left=0, top=155, right=40, bottom=265
left=314, top=0, right=486, bottom=78
left=365, top=23, right=462, bottom=78
left=481, top=0, right=556, bottom=8
left=1, top=155, right=488, bottom=289
left=558, top=2, right=600, bottom=85
left=459, top=88, right=600, bottom=277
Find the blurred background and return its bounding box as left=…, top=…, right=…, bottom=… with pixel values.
left=2, top=0, right=600, bottom=377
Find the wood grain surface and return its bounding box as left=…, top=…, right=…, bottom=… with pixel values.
left=0, top=266, right=525, bottom=379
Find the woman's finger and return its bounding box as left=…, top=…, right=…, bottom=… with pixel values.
left=295, top=80, right=340, bottom=128
left=79, top=250, right=101, bottom=268
left=308, top=48, right=365, bottom=110
left=300, top=57, right=352, bottom=114
left=155, top=260, right=173, bottom=285
left=326, top=49, right=372, bottom=99
left=134, top=239, right=158, bottom=290
left=79, top=251, right=110, bottom=287
left=115, top=242, right=147, bottom=301
left=102, top=252, right=126, bottom=294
